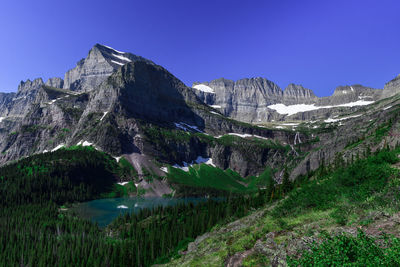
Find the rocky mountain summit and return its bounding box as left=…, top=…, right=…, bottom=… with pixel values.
left=0, top=45, right=303, bottom=181
left=1, top=43, right=400, bottom=193
left=63, top=44, right=154, bottom=92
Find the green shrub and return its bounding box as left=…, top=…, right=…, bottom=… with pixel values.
left=288, top=230, right=400, bottom=266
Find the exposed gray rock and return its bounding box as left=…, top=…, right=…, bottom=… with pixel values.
left=193, top=79, right=382, bottom=123
left=5, top=78, right=45, bottom=118
left=381, top=74, right=400, bottom=99
left=45, top=77, right=64, bottom=88
left=63, top=44, right=154, bottom=92
left=0, top=92, right=16, bottom=116
left=283, top=83, right=317, bottom=104
left=193, top=77, right=284, bottom=122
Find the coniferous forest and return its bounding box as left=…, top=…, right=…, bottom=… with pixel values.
left=0, top=146, right=270, bottom=266
left=3, top=145, right=400, bottom=266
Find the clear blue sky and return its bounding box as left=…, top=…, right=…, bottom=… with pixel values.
left=0, top=0, right=399, bottom=96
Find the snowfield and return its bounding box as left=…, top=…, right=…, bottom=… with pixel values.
left=216, top=133, right=269, bottom=140
left=193, top=84, right=215, bottom=94
left=170, top=156, right=216, bottom=172
left=268, top=100, right=374, bottom=116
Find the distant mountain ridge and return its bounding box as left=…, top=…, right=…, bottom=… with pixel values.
left=192, top=78, right=382, bottom=122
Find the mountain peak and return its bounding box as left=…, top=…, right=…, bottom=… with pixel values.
left=63, top=44, right=155, bottom=91
left=93, top=44, right=126, bottom=54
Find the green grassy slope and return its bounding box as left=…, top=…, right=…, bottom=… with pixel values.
left=162, top=147, right=400, bottom=266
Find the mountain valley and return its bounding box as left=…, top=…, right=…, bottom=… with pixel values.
left=2, top=44, right=400, bottom=266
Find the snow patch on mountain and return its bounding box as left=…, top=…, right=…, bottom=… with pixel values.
left=52, top=144, right=65, bottom=152
left=216, top=133, right=268, bottom=140
left=76, top=140, right=94, bottom=146
left=324, top=114, right=362, bottom=123
left=383, top=105, right=393, bottom=110
left=102, top=45, right=125, bottom=54
left=193, top=84, right=215, bottom=94
left=210, top=105, right=221, bottom=109
left=112, top=54, right=132, bottom=62
left=111, top=60, right=124, bottom=66
left=268, top=100, right=374, bottom=116
left=171, top=156, right=216, bottom=172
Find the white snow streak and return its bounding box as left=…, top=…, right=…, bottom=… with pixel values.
left=112, top=54, right=132, bottom=62
left=324, top=114, right=362, bottom=123
left=117, top=205, right=128, bottom=209
left=102, top=45, right=125, bottom=54
left=76, top=140, right=94, bottom=147
left=383, top=105, right=393, bottom=110
left=0, top=117, right=4, bottom=123
left=100, top=111, right=108, bottom=121
left=216, top=133, right=268, bottom=140
left=51, top=144, right=65, bottom=152
left=268, top=100, right=374, bottom=116
left=117, top=182, right=129, bottom=186
left=111, top=60, right=124, bottom=66
left=193, top=84, right=215, bottom=94
left=210, top=105, right=221, bottom=109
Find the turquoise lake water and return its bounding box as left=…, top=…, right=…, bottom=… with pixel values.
left=73, top=197, right=211, bottom=227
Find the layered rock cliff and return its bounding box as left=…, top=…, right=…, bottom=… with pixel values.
left=63, top=44, right=154, bottom=92
left=193, top=79, right=381, bottom=123
left=381, top=74, right=400, bottom=99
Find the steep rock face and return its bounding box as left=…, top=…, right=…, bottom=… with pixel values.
left=193, top=77, right=284, bottom=122
left=381, top=74, right=400, bottom=99
left=0, top=92, right=16, bottom=116
left=317, top=84, right=377, bottom=106
left=6, top=78, right=45, bottom=118
left=193, top=79, right=381, bottom=123
left=63, top=44, right=154, bottom=92
left=283, top=84, right=317, bottom=104
left=45, top=77, right=64, bottom=88
left=0, top=86, right=89, bottom=163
